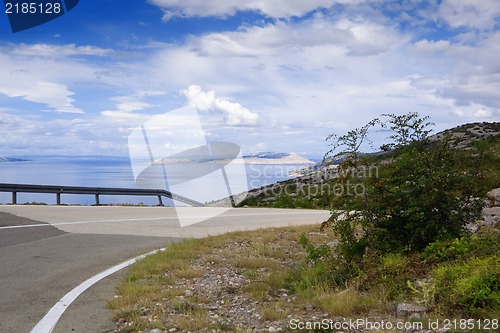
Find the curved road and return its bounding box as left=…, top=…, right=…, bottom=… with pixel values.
left=0, top=205, right=329, bottom=333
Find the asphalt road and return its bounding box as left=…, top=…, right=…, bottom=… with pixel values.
left=0, top=206, right=329, bottom=332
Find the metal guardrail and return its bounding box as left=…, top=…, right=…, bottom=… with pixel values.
left=0, top=183, right=204, bottom=207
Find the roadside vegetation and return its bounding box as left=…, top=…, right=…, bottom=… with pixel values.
left=109, top=114, right=499, bottom=332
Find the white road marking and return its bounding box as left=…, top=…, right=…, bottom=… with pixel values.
left=0, top=217, right=171, bottom=230
left=0, top=211, right=327, bottom=230
left=30, top=248, right=166, bottom=333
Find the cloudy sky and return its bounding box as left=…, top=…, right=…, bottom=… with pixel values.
left=0, top=0, right=499, bottom=159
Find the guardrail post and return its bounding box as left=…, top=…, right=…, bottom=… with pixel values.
left=0, top=183, right=197, bottom=206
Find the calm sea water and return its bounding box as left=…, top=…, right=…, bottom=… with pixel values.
left=0, top=156, right=303, bottom=205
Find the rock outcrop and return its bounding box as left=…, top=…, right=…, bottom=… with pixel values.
left=482, top=188, right=500, bottom=229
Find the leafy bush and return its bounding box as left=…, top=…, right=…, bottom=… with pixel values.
left=432, top=256, right=500, bottom=318
left=421, top=233, right=499, bottom=264
left=299, top=233, right=331, bottom=263
left=323, top=112, right=486, bottom=256
left=421, top=237, right=471, bottom=263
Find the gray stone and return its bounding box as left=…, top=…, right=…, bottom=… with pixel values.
left=327, top=240, right=339, bottom=248
left=481, top=207, right=500, bottom=227
left=397, top=303, right=428, bottom=317
left=150, top=329, right=163, bottom=333
left=486, top=188, right=500, bottom=207
left=410, top=312, right=421, bottom=319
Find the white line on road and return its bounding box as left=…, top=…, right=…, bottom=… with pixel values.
left=0, top=211, right=327, bottom=230
left=0, top=217, right=171, bottom=230
left=30, top=248, right=166, bottom=333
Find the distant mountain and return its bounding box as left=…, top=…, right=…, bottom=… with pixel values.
left=0, top=157, right=28, bottom=162
left=240, top=152, right=314, bottom=165
left=155, top=152, right=314, bottom=165
left=7, top=155, right=129, bottom=161
left=243, top=152, right=290, bottom=159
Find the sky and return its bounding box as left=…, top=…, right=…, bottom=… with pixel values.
left=0, top=0, right=499, bottom=159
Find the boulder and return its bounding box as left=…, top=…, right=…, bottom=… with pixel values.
left=396, top=303, right=428, bottom=317
left=482, top=207, right=500, bottom=228
left=486, top=188, right=500, bottom=207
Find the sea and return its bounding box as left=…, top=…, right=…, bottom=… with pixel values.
left=0, top=156, right=306, bottom=206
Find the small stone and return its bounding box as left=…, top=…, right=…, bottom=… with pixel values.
left=269, top=327, right=277, bottom=332
left=397, top=303, right=427, bottom=317
left=486, top=188, right=500, bottom=207
left=117, top=318, right=126, bottom=324
left=168, top=329, right=178, bottom=333
left=149, top=329, right=163, bottom=333
left=410, top=312, right=421, bottom=319
left=185, top=289, right=193, bottom=297
left=327, top=240, right=339, bottom=248
left=305, top=304, right=314, bottom=311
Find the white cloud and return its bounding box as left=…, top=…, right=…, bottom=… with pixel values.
left=190, top=15, right=403, bottom=58
left=149, top=0, right=360, bottom=20
left=0, top=80, right=83, bottom=114
left=414, top=39, right=451, bottom=52
left=1, top=3, right=499, bottom=157
left=0, top=44, right=112, bottom=114
left=438, top=0, right=500, bottom=30
left=8, top=43, right=113, bottom=57
left=431, top=32, right=500, bottom=112
left=474, top=108, right=493, bottom=118
left=181, top=85, right=260, bottom=126
left=100, top=110, right=147, bottom=119
left=101, top=93, right=159, bottom=120
left=0, top=109, right=20, bottom=127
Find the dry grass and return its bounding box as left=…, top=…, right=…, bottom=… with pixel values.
left=109, top=223, right=396, bottom=332
left=260, top=301, right=291, bottom=321
left=313, top=287, right=382, bottom=317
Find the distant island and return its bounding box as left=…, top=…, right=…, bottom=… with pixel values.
left=0, top=157, right=28, bottom=162
left=154, top=152, right=315, bottom=165
left=239, top=152, right=314, bottom=165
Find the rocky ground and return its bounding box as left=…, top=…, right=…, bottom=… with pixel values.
left=113, top=188, right=499, bottom=333
left=113, top=246, right=434, bottom=333
left=114, top=268, right=433, bottom=333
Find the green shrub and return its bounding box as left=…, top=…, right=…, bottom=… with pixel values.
left=432, top=256, right=500, bottom=318
left=324, top=113, right=486, bottom=256
left=299, top=233, right=331, bottom=263
left=421, top=237, right=471, bottom=263
left=422, top=233, right=500, bottom=264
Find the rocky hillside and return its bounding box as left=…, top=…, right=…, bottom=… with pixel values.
left=236, top=121, right=499, bottom=209
left=429, top=122, right=500, bottom=149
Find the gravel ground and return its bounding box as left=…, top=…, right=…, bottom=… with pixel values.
left=112, top=238, right=439, bottom=333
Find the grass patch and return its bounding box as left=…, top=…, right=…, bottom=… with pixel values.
left=313, top=288, right=381, bottom=317
left=110, top=223, right=499, bottom=332
left=259, top=301, right=290, bottom=321
left=432, top=256, right=500, bottom=318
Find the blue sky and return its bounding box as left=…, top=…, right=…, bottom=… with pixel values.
left=0, top=0, right=499, bottom=159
